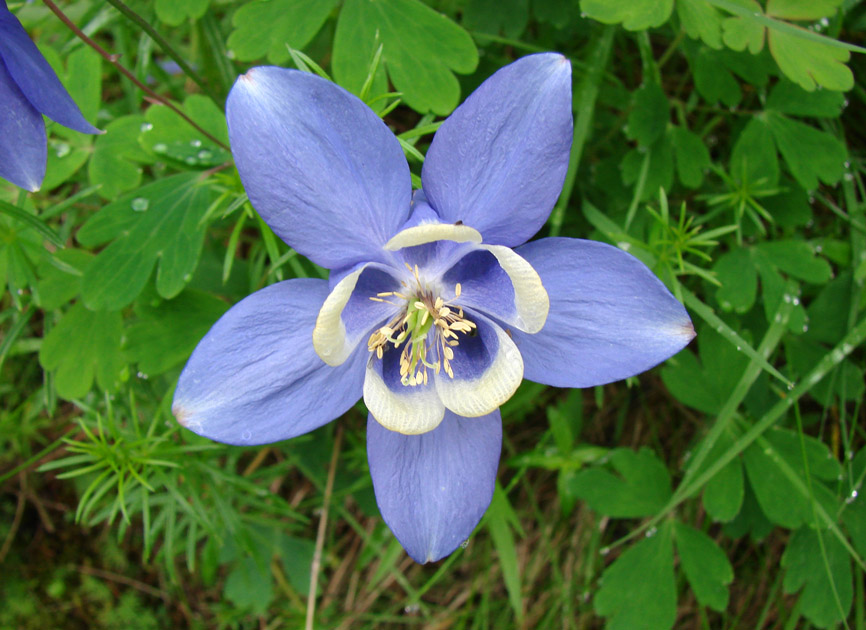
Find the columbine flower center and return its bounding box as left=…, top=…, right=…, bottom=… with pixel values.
left=367, top=264, right=476, bottom=387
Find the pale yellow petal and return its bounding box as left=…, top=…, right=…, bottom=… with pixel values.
left=384, top=222, right=482, bottom=251
left=364, top=360, right=446, bottom=434
left=434, top=323, right=523, bottom=417
left=478, top=245, right=549, bottom=334
left=312, top=266, right=367, bottom=366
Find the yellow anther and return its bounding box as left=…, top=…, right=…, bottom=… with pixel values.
left=366, top=265, right=476, bottom=387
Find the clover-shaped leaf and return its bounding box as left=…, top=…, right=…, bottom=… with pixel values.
left=674, top=522, right=734, bottom=611
left=579, top=0, right=673, bottom=30
left=782, top=527, right=853, bottom=628
left=721, top=0, right=765, bottom=53
left=39, top=302, right=123, bottom=399
left=78, top=173, right=213, bottom=310
left=227, top=0, right=338, bottom=65
left=594, top=522, right=676, bottom=630
left=568, top=448, right=672, bottom=518
left=126, top=289, right=228, bottom=376
left=333, top=0, right=477, bottom=115
left=678, top=0, right=723, bottom=48
left=722, top=0, right=853, bottom=91
left=155, top=0, right=210, bottom=26
left=768, top=29, right=852, bottom=91
left=89, top=115, right=154, bottom=200
left=463, top=0, right=529, bottom=38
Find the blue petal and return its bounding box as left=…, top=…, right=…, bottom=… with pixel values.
left=367, top=408, right=501, bottom=563
left=226, top=67, right=412, bottom=270
left=512, top=238, right=695, bottom=387
left=421, top=53, right=572, bottom=247
left=0, top=60, right=45, bottom=191
left=0, top=8, right=100, bottom=134
left=173, top=278, right=366, bottom=446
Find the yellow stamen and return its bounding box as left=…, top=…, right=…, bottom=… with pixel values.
left=366, top=267, right=476, bottom=387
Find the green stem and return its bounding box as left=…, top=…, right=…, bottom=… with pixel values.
left=549, top=27, right=614, bottom=237
left=103, top=0, right=220, bottom=104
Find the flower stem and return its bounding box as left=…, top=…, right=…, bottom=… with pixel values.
left=42, top=0, right=230, bottom=152
left=306, top=423, right=343, bottom=629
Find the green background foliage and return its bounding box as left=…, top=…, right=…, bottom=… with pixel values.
left=1, top=0, right=864, bottom=628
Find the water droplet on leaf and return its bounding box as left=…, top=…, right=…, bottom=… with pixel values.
left=131, top=198, right=149, bottom=212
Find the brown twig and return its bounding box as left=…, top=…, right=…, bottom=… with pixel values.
left=0, top=475, right=27, bottom=563
left=75, top=564, right=170, bottom=601
left=306, top=424, right=343, bottom=630
left=42, top=0, right=230, bottom=152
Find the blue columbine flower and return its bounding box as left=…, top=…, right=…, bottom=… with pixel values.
left=0, top=0, right=100, bottom=191
left=173, top=53, right=695, bottom=563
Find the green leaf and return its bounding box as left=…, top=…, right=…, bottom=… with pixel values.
left=782, top=527, right=853, bottom=628
left=223, top=557, right=274, bottom=615
left=670, top=126, right=710, bottom=188
left=805, top=271, right=852, bottom=345
left=594, top=522, right=676, bottom=630
left=721, top=0, right=765, bottom=54
left=743, top=427, right=840, bottom=528
left=626, top=83, right=669, bottom=148
left=579, top=0, right=673, bottom=30
left=693, top=48, right=741, bottom=107
left=661, top=326, right=749, bottom=415
left=730, top=117, right=779, bottom=186
left=678, top=0, right=723, bottom=48
left=43, top=136, right=91, bottom=191
left=276, top=535, right=315, bottom=596
left=702, top=431, right=745, bottom=522
left=227, top=0, right=337, bottom=64
left=841, top=449, right=866, bottom=561
left=140, top=95, right=230, bottom=166
left=769, top=27, right=853, bottom=91
left=463, top=0, right=529, bottom=38
left=785, top=335, right=865, bottom=405
left=661, top=349, right=720, bottom=414
left=36, top=249, right=93, bottom=310
left=720, top=0, right=853, bottom=91
left=620, top=135, right=674, bottom=201
left=757, top=240, right=833, bottom=284
left=532, top=0, right=571, bottom=27
left=766, top=112, right=848, bottom=190
left=723, top=480, right=774, bottom=540
left=0, top=199, right=64, bottom=248
left=333, top=0, right=478, bottom=115
left=63, top=41, right=102, bottom=127
left=767, top=0, right=844, bottom=20
left=763, top=188, right=813, bottom=228
left=569, top=448, right=672, bottom=518
left=39, top=302, right=123, bottom=399
left=155, top=0, right=210, bottom=26
left=126, top=290, right=228, bottom=376
left=713, top=248, right=757, bottom=313
left=766, top=81, right=846, bottom=118
left=89, top=115, right=153, bottom=200
left=674, top=522, right=733, bottom=611
left=78, top=173, right=213, bottom=310
left=486, top=486, right=524, bottom=622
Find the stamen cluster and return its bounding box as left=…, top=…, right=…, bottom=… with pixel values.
left=367, top=265, right=476, bottom=387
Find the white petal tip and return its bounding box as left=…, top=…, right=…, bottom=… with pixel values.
left=384, top=223, right=482, bottom=251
